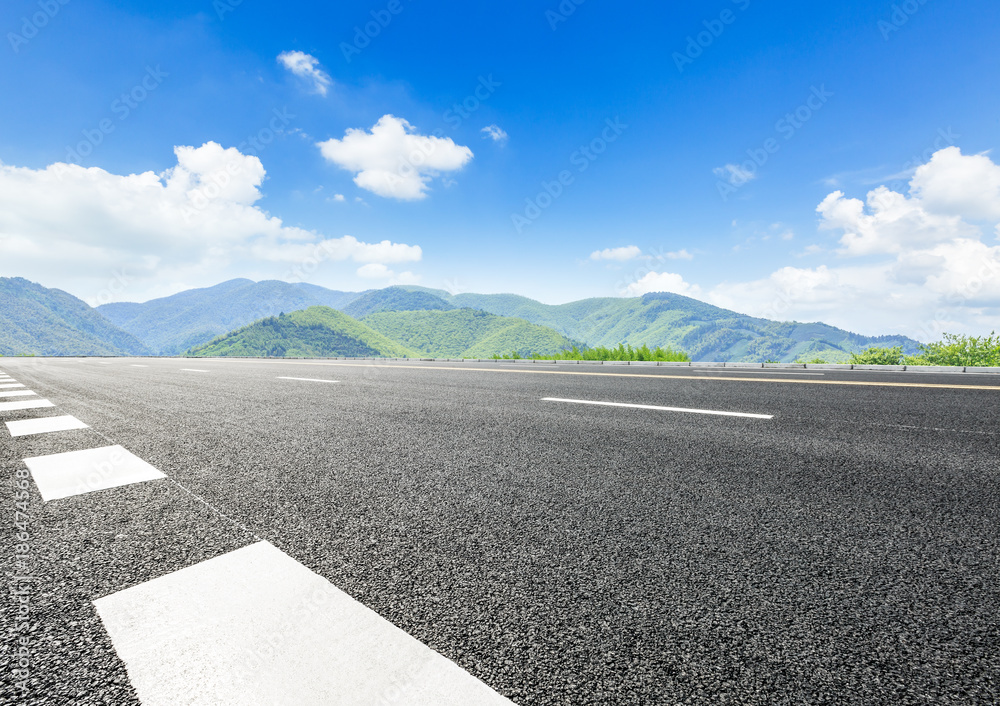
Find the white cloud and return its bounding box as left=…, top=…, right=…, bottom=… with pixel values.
left=661, top=248, right=694, bottom=260
left=357, top=263, right=391, bottom=278
left=909, top=146, right=1000, bottom=221
left=708, top=147, right=1000, bottom=340
left=625, top=271, right=701, bottom=298
left=316, top=115, right=473, bottom=200
left=818, top=186, right=976, bottom=256
left=328, top=193, right=345, bottom=203
left=590, top=245, right=641, bottom=261
left=356, top=263, right=420, bottom=284
left=277, top=51, right=332, bottom=96
left=0, top=143, right=421, bottom=302
left=481, top=125, right=508, bottom=143
left=713, top=163, right=756, bottom=185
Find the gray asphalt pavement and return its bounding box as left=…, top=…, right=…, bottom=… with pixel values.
left=2, top=357, right=999, bottom=704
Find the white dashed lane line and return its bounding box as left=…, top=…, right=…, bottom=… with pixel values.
left=542, top=397, right=773, bottom=420
left=23, top=444, right=167, bottom=502
left=277, top=376, right=340, bottom=384
left=6, top=414, right=89, bottom=438
left=3, top=373, right=516, bottom=702
left=130, top=364, right=148, bottom=368
left=0, top=390, right=37, bottom=398
left=180, top=368, right=210, bottom=373
left=94, top=542, right=514, bottom=706
left=0, top=399, right=55, bottom=412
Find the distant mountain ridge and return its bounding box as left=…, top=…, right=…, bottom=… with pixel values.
left=0, top=277, right=149, bottom=356
left=2, top=276, right=923, bottom=361
left=98, top=278, right=363, bottom=354
left=397, top=287, right=919, bottom=363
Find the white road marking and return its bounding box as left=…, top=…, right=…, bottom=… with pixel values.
left=277, top=377, right=340, bottom=384
left=98, top=361, right=114, bottom=365
left=6, top=415, right=89, bottom=438
left=181, top=368, right=210, bottom=373
left=0, top=399, right=54, bottom=412
left=23, top=444, right=166, bottom=502
left=542, top=397, right=773, bottom=420
left=0, top=390, right=35, bottom=398
left=0, top=383, right=26, bottom=389
left=94, top=541, right=514, bottom=706
left=131, top=364, right=149, bottom=368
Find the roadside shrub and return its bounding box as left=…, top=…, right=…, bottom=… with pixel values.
left=909, top=332, right=1000, bottom=367
left=850, top=346, right=904, bottom=365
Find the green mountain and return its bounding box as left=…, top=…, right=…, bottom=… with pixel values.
left=399, top=288, right=919, bottom=363
left=362, top=308, right=579, bottom=358
left=98, top=278, right=362, bottom=354
left=342, top=286, right=456, bottom=319
left=187, top=306, right=416, bottom=358
left=0, top=277, right=149, bottom=356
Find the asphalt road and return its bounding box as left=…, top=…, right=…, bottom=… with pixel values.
left=2, top=357, right=999, bottom=705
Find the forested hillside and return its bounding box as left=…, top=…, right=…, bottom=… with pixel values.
left=362, top=308, right=579, bottom=358
left=0, top=277, right=149, bottom=356
left=187, top=306, right=416, bottom=358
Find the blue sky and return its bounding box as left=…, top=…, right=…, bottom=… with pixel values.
left=2, top=0, right=999, bottom=339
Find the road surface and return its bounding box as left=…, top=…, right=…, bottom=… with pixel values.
left=2, top=357, right=998, bottom=704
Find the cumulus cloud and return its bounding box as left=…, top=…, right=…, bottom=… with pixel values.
left=0, top=143, right=421, bottom=302
left=590, top=245, right=641, bottom=261
left=625, top=271, right=702, bottom=298
left=661, top=248, right=694, bottom=260
left=356, top=263, right=420, bottom=284
left=481, top=125, right=508, bottom=143
left=713, top=163, right=756, bottom=185
left=277, top=51, right=332, bottom=96
left=909, top=146, right=1000, bottom=221
left=706, top=146, right=1000, bottom=339
left=316, top=115, right=473, bottom=200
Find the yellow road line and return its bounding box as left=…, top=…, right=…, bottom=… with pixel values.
left=264, top=361, right=1000, bottom=391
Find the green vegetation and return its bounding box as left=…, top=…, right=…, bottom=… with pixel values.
left=0, top=277, right=148, bottom=356
left=187, top=306, right=416, bottom=358
left=910, top=332, right=1000, bottom=367
left=362, top=308, right=577, bottom=358
left=851, top=333, right=1000, bottom=367
left=494, top=343, right=689, bottom=362
left=850, top=346, right=905, bottom=365
left=343, top=287, right=456, bottom=319
left=98, top=278, right=360, bottom=354
left=425, top=288, right=920, bottom=363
